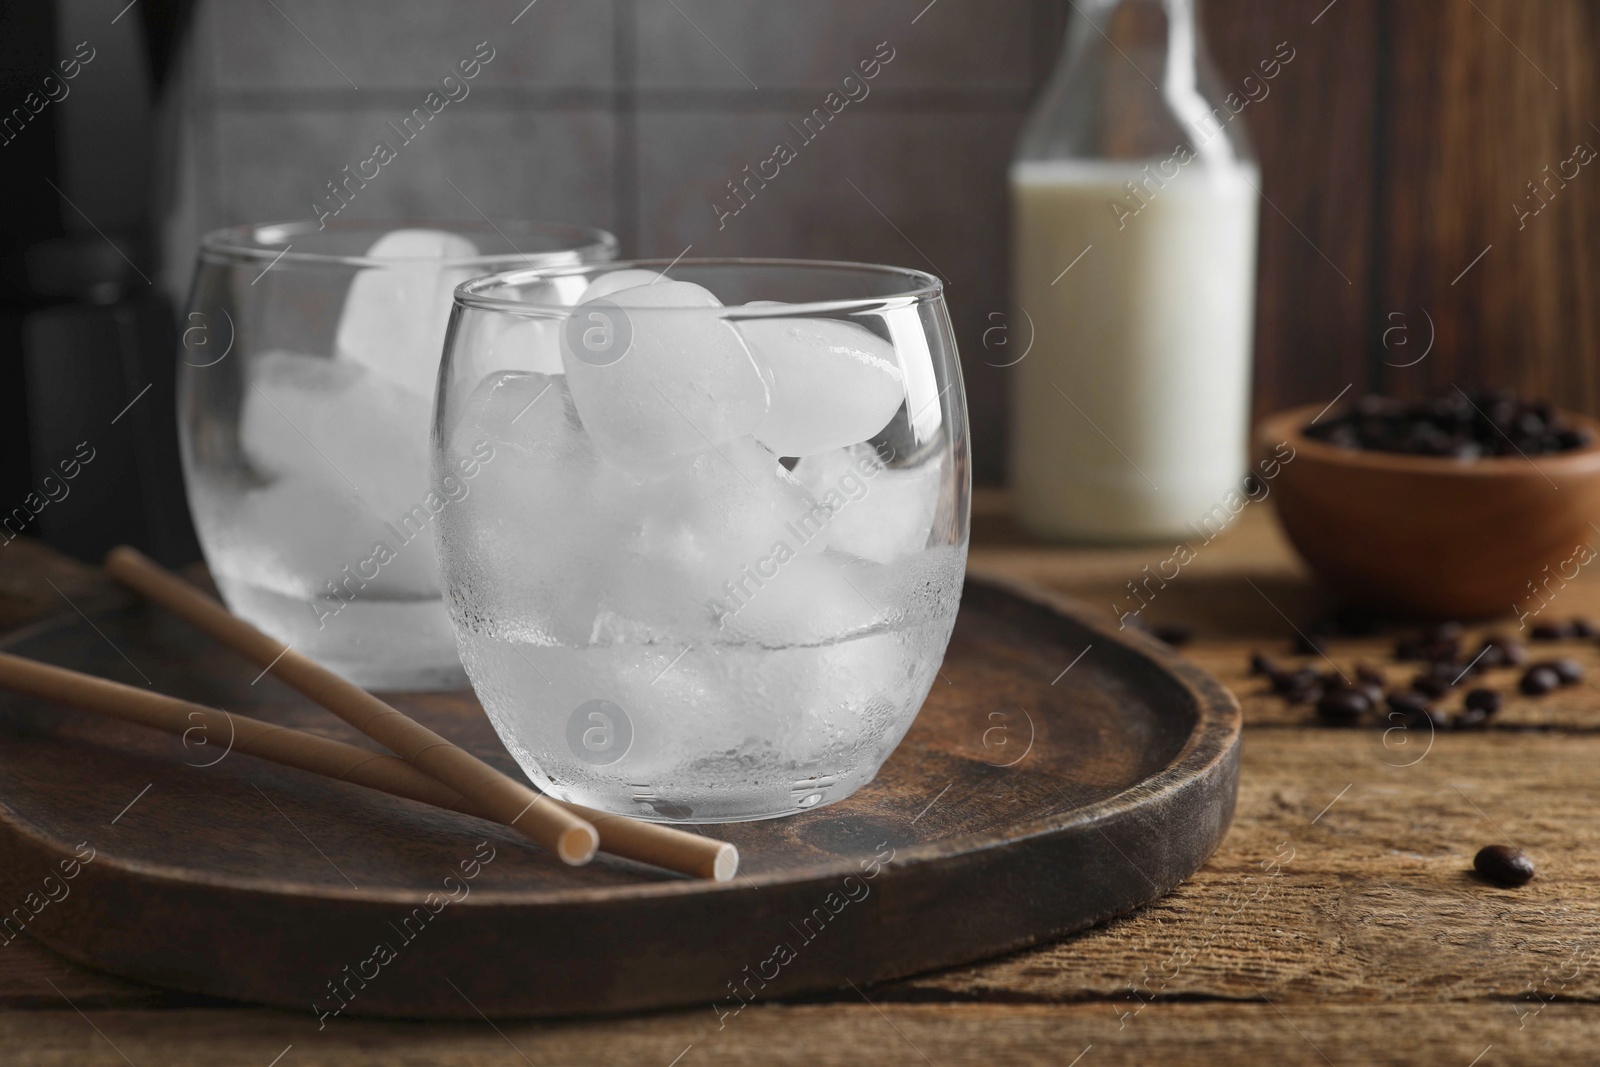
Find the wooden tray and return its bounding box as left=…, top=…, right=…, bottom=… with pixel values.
left=0, top=571, right=1240, bottom=1019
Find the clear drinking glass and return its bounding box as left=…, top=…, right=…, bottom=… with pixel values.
left=433, top=259, right=970, bottom=822
left=179, top=220, right=618, bottom=690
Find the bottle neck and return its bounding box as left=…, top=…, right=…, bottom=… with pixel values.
left=1041, top=0, right=1237, bottom=166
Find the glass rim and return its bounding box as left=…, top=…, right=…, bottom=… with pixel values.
left=197, top=218, right=619, bottom=268
left=453, top=257, right=946, bottom=317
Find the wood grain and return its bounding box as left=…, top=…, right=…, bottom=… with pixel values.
left=1375, top=0, right=1600, bottom=407
left=0, top=1002, right=1593, bottom=1066
left=0, top=574, right=1238, bottom=1018
left=4, top=504, right=1600, bottom=1061
left=1209, top=0, right=1380, bottom=419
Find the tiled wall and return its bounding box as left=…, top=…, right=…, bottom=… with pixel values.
left=165, top=0, right=1067, bottom=484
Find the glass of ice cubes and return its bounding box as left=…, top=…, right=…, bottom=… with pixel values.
left=178, top=220, right=618, bottom=690
left=434, top=259, right=971, bottom=822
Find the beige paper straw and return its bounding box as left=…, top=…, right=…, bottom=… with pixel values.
left=106, top=546, right=596, bottom=864
left=103, top=546, right=735, bottom=880
left=0, top=650, right=471, bottom=810
left=0, top=650, right=736, bottom=880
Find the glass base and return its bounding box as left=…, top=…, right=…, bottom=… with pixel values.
left=213, top=576, right=467, bottom=691
left=539, top=770, right=877, bottom=824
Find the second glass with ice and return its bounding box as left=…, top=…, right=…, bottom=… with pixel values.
left=434, top=260, right=970, bottom=822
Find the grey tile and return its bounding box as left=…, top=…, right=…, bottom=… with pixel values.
left=635, top=0, right=1038, bottom=92
left=202, top=0, right=614, bottom=91
left=210, top=108, right=616, bottom=235
left=636, top=109, right=1022, bottom=481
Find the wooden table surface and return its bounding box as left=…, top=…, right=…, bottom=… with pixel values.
left=4, top=493, right=1597, bottom=1066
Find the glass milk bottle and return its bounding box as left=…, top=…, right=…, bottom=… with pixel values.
left=1010, top=0, right=1260, bottom=541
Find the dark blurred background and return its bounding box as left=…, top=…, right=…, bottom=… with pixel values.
left=3, top=0, right=1595, bottom=563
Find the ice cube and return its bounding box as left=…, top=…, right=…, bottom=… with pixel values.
left=577, top=268, right=666, bottom=303
left=241, top=350, right=434, bottom=530
left=714, top=551, right=887, bottom=647
left=737, top=314, right=906, bottom=457
left=443, top=371, right=632, bottom=646
left=595, top=436, right=814, bottom=641
left=793, top=443, right=943, bottom=564
left=335, top=228, right=479, bottom=397
left=561, top=280, right=771, bottom=475
left=229, top=468, right=441, bottom=600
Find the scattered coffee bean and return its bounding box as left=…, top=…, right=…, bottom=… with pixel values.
left=1473, top=844, right=1535, bottom=887
left=1520, top=665, right=1561, bottom=695
left=1286, top=681, right=1325, bottom=705
left=1549, top=658, right=1584, bottom=685
left=1530, top=621, right=1572, bottom=641
left=1385, top=691, right=1433, bottom=727
left=1480, top=633, right=1528, bottom=666
left=1412, top=673, right=1450, bottom=698
left=1316, top=689, right=1370, bottom=726
left=1394, top=630, right=1460, bottom=663
left=1249, top=625, right=1581, bottom=733
left=1572, top=617, right=1598, bottom=638
left=1152, top=622, right=1194, bottom=647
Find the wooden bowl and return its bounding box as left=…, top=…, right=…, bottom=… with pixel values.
left=1257, top=404, right=1600, bottom=620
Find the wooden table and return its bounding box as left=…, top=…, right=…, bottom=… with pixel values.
left=4, top=494, right=1597, bottom=1065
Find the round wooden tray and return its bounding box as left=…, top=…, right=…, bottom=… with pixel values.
left=0, top=570, right=1240, bottom=1019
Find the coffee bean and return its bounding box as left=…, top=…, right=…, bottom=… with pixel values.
left=1316, top=689, right=1370, bottom=726
left=1272, top=666, right=1321, bottom=695
left=1286, top=682, right=1326, bottom=706
left=1358, top=682, right=1386, bottom=708
left=1385, top=691, right=1433, bottom=727
left=1472, top=641, right=1505, bottom=668
left=1549, top=658, right=1584, bottom=685
left=1412, top=673, right=1450, bottom=698
left=1530, top=621, right=1571, bottom=641
left=1455, top=706, right=1490, bottom=730
left=1571, top=617, right=1598, bottom=638
left=1473, top=844, right=1535, bottom=887
left=1153, top=622, right=1194, bottom=647
left=1463, top=688, right=1502, bottom=715
left=1250, top=652, right=1278, bottom=677
left=1306, top=391, right=1591, bottom=457
left=1479, top=633, right=1528, bottom=665
left=1520, top=665, right=1561, bottom=695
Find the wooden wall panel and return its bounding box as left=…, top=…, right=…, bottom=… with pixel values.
left=1376, top=0, right=1600, bottom=411
left=1208, top=0, right=1380, bottom=419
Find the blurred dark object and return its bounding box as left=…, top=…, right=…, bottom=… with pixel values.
left=0, top=1, right=198, bottom=567
left=1306, top=391, right=1591, bottom=458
